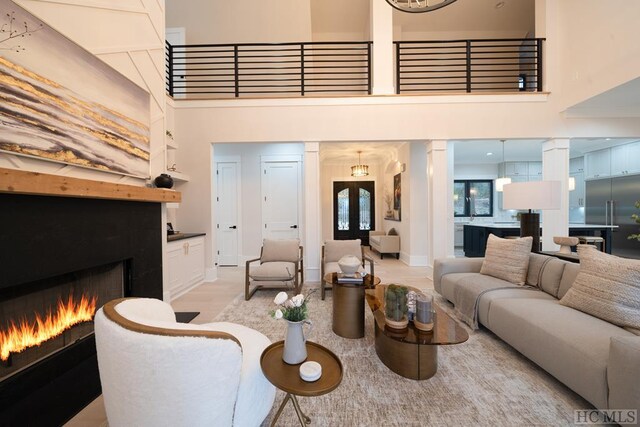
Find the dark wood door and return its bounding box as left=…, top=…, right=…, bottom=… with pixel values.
left=333, top=181, right=375, bottom=245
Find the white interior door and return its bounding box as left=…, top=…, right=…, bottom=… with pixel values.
left=262, top=161, right=300, bottom=240
left=216, top=161, right=239, bottom=266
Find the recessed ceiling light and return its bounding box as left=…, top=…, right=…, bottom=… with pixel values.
left=495, top=1, right=505, bottom=9
left=486, top=152, right=493, bottom=156
left=605, top=138, right=611, bottom=141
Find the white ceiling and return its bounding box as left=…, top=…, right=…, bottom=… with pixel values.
left=319, top=141, right=404, bottom=164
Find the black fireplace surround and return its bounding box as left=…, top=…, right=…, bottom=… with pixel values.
left=0, top=193, right=163, bottom=425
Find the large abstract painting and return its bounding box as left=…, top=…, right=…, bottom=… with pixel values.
left=0, top=0, right=150, bottom=177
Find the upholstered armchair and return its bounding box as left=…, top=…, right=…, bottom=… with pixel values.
left=369, top=230, right=400, bottom=259
left=245, top=238, right=304, bottom=300
left=94, top=298, right=275, bottom=427
left=321, top=239, right=374, bottom=300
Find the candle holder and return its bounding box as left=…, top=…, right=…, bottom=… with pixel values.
left=414, top=293, right=434, bottom=332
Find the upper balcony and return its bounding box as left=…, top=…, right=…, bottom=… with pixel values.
left=165, top=37, right=544, bottom=99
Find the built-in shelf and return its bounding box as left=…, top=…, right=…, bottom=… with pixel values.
left=166, top=137, right=178, bottom=150
left=0, top=167, right=181, bottom=203
left=168, top=170, right=190, bottom=182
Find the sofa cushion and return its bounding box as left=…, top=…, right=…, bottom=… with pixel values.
left=488, top=298, right=634, bottom=409
left=261, top=239, right=300, bottom=263
left=538, top=257, right=568, bottom=298
left=560, top=245, right=640, bottom=330
left=558, top=262, right=580, bottom=299
left=525, top=253, right=552, bottom=288
left=439, top=272, right=481, bottom=303
left=370, top=235, right=381, bottom=246
left=250, top=262, right=295, bottom=281
left=480, top=234, right=533, bottom=285
left=324, top=239, right=362, bottom=263
left=477, top=288, right=555, bottom=328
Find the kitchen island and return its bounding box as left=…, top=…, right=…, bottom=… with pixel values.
left=463, top=223, right=616, bottom=257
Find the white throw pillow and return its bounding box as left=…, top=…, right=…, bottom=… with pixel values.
left=480, top=234, right=533, bottom=285
left=560, top=245, right=640, bottom=329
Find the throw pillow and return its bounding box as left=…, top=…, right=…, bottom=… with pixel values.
left=479, top=234, right=533, bottom=285
left=388, top=228, right=398, bottom=236
left=560, top=245, right=640, bottom=330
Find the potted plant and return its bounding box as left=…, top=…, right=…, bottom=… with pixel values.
left=629, top=201, right=640, bottom=242
left=384, top=192, right=394, bottom=218
left=384, top=284, right=409, bottom=329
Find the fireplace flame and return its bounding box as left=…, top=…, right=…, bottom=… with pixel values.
left=0, top=294, right=97, bottom=362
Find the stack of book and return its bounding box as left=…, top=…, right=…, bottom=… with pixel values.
left=336, top=272, right=365, bottom=284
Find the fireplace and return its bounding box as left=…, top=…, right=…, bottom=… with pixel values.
left=0, top=178, right=171, bottom=425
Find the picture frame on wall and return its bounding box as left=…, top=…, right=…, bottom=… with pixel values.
left=394, top=173, right=401, bottom=221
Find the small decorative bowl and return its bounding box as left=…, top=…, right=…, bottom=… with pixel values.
left=338, top=255, right=360, bottom=275
left=300, top=361, right=322, bottom=382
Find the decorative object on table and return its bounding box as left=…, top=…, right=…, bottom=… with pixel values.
left=336, top=272, right=364, bottom=284
left=270, top=291, right=314, bottom=364
left=0, top=0, right=150, bottom=178
left=629, top=201, right=640, bottom=242
left=384, top=0, right=457, bottom=14
left=503, top=181, right=561, bottom=252
left=338, top=255, right=361, bottom=275
left=553, top=236, right=579, bottom=254
left=154, top=173, right=174, bottom=189
left=414, top=293, right=434, bottom=332
left=166, top=222, right=175, bottom=235
left=384, top=192, right=394, bottom=218
left=406, top=291, right=417, bottom=322
left=384, top=284, right=408, bottom=329
left=393, top=173, right=402, bottom=221
left=165, top=130, right=174, bottom=140
left=299, top=361, right=322, bottom=382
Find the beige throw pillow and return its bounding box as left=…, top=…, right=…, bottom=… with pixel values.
left=480, top=234, right=533, bottom=285
left=560, top=245, right=640, bottom=329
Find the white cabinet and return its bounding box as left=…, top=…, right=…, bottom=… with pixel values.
left=504, top=162, right=529, bottom=176
left=166, top=236, right=205, bottom=300
left=527, top=161, right=543, bottom=177
left=585, top=149, right=611, bottom=179
left=569, top=157, right=584, bottom=174
left=569, top=172, right=585, bottom=208
left=610, top=142, right=640, bottom=176
left=454, top=224, right=464, bottom=246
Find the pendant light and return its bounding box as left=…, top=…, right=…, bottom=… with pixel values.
left=351, top=151, right=369, bottom=177
left=495, top=139, right=511, bottom=192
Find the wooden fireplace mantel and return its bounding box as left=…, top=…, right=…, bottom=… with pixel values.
left=0, top=167, right=181, bottom=203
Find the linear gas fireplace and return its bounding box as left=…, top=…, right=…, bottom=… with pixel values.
left=1, top=262, right=125, bottom=381
left=0, top=168, right=179, bottom=426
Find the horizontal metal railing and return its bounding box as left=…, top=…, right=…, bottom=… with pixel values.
left=394, top=38, right=544, bottom=94
left=165, top=41, right=372, bottom=98
left=165, top=38, right=544, bottom=98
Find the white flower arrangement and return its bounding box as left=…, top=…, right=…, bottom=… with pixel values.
left=270, top=290, right=315, bottom=322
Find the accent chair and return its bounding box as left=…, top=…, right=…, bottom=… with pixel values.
left=245, top=238, right=304, bottom=300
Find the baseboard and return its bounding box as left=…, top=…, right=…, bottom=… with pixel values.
left=205, top=267, right=217, bottom=282
left=407, top=255, right=428, bottom=266
left=304, top=267, right=320, bottom=283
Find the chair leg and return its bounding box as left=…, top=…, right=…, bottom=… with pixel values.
left=321, top=280, right=325, bottom=300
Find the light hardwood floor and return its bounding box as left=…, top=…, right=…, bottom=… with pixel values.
left=65, top=249, right=432, bottom=426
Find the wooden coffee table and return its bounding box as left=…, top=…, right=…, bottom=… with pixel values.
left=365, top=284, right=469, bottom=380
left=324, top=273, right=381, bottom=339
left=260, top=341, right=342, bottom=426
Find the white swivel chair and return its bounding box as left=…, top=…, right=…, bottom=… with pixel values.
left=94, top=298, right=275, bottom=427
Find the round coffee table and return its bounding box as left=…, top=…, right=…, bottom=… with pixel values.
left=324, top=272, right=381, bottom=339
left=260, top=341, right=342, bottom=426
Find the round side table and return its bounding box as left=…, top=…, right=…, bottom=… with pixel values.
left=324, top=273, right=381, bottom=338
left=260, top=341, right=342, bottom=426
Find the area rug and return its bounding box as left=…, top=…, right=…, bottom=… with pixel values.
left=214, top=285, right=592, bottom=426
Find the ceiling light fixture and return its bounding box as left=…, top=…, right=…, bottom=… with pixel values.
left=351, top=151, right=369, bottom=177
left=495, top=139, right=512, bottom=192
left=486, top=152, right=493, bottom=156
left=385, top=0, right=457, bottom=14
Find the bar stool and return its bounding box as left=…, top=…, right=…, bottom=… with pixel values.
left=576, top=236, right=605, bottom=252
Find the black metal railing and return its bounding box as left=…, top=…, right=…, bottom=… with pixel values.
left=165, top=41, right=372, bottom=98
left=394, top=38, right=544, bottom=94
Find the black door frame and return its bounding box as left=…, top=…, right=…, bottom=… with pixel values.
left=333, top=180, right=375, bottom=245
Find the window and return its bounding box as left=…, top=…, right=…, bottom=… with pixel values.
left=454, top=180, right=493, bottom=217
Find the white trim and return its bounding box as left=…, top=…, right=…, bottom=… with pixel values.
left=407, top=255, right=428, bottom=267
left=205, top=267, right=217, bottom=282
left=304, top=267, right=320, bottom=283
left=260, top=154, right=303, bottom=163
left=93, top=44, right=164, bottom=55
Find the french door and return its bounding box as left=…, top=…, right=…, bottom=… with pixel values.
left=333, top=181, right=375, bottom=246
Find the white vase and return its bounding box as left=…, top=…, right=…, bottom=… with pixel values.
left=338, top=255, right=360, bottom=275
left=283, top=319, right=312, bottom=365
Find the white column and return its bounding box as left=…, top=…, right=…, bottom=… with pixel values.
left=542, top=138, right=570, bottom=251
left=370, top=0, right=395, bottom=94
left=408, top=142, right=428, bottom=266
left=304, top=142, right=321, bottom=283
left=426, top=140, right=454, bottom=273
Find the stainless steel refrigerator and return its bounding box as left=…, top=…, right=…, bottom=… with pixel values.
left=586, top=175, right=640, bottom=259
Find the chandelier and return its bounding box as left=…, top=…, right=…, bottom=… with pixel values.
left=385, top=0, right=458, bottom=13
left=495, top=139, right=512, bottom=192
left=351, top=151, right=369, bottom=177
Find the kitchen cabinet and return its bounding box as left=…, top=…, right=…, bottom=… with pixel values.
left=569, top=172, right=585, bottom=208
left=166, top=235, right=205, bottom=300
left=504, top=162, right=529, bottom=176
left=454, top=224, right=464, bottom=246
left=527, top=161, right=542, bottom=176
left=569, top=157, right=584, bottom=174
left=585, top=149, right=611, bottom=179
left=610, top=142, right=640, bottom=176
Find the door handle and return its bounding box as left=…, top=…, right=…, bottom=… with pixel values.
left=610, top=200, right=615, bottom=227
left=229, top=225, right=237, bottom=229
left=290, top=225, right=298, bottom=229
left=605, top=201, right=609, bottom=226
